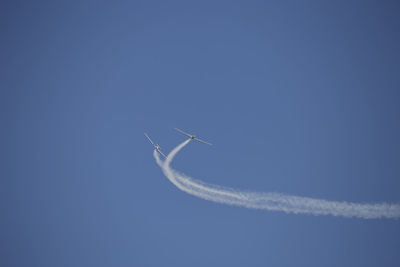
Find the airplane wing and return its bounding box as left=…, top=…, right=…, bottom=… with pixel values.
left=158, top=150, right=167, bottom=158
left=174, top=128, right=192, bottom=138
left=144, top=133, right=155, bottom=146
left=194, top=138, right=212, bottom=146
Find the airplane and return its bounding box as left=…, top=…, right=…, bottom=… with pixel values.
left=144, top=133, right=167, bottom=158
left=174, top=128, right=212, bottom=146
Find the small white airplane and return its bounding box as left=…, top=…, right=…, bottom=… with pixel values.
left=174, top=128, right=212, bottom=146
left=144, top=133, right=167, bottom=158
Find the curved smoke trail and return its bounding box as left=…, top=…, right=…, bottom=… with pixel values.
left=154, top=140, right=400, bottom=219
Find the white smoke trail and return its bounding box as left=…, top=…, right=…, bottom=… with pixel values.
left=154, top=140, right=400, bottom=219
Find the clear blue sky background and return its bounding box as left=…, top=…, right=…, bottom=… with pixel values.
left=2, top=1, right=400, bottom=266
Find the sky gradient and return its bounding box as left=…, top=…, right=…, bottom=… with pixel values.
left=2, top=1, right=400, bottom=266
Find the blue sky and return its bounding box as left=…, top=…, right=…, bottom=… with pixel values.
left=2, top=1, right=400, bottom=266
